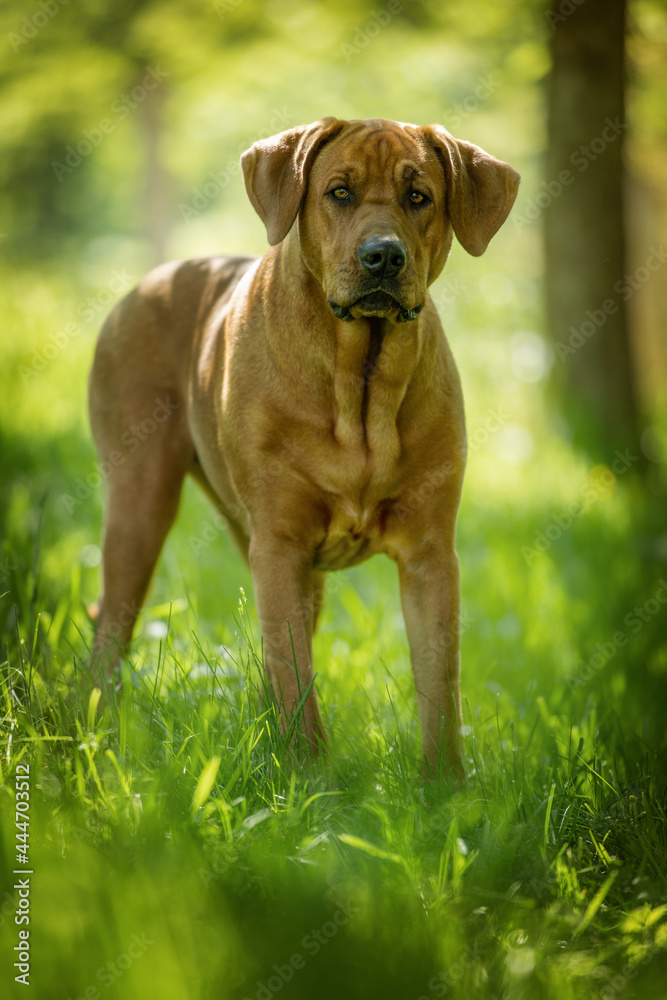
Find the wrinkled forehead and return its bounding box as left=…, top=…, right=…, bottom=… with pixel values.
left=310, top=120, right=439, bottom=189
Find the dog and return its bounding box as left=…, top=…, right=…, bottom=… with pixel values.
left=88, top=117, right=519, bottom=780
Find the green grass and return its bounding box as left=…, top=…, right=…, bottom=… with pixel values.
left=1, top=261, right=667, bottom=1000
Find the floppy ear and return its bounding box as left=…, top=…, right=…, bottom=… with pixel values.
left=241, top=118, right=346, bottom=245
left=419, top=124, right=520, bottom=257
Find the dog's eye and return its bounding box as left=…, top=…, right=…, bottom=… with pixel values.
left=409, top=190, right=428, bottom=205
left=330, top=187, right=350, bottom=201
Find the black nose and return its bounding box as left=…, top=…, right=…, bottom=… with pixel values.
left=358, top=237, right=407, bottom=278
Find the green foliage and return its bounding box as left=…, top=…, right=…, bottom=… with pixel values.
left=0, top=0, right=545, bottom=259
left=1, top=1, right=667, bottom=996
left=1, top=253, right=666, bottom=997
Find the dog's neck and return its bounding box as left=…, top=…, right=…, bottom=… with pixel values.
left=330, top=311, right=423, bottom=472
left=268, top=234, right=426, bottom=469
left=361, top=318, right=384, bottom=439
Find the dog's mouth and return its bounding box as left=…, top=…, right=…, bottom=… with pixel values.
left=352, top=289, right=400, bottom=316
left=329, top=288, right=423, bottom=324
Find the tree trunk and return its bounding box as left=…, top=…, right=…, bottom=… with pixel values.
left=544, top=0, right=641, bottom=456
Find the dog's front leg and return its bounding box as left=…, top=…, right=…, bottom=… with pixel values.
left=248, top=537, right=326, bottom=754
left=398, top=546, right=466, bottom=782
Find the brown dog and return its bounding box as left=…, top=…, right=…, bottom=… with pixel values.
left=89, top=118, right=519, bottom=780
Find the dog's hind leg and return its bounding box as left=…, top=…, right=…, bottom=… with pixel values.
left=88, top=389, right=193, bottom=685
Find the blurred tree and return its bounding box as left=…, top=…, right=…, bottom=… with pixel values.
left=140, top=81, right=171, bottom=267
left=544, top=0, right=642, bottom=457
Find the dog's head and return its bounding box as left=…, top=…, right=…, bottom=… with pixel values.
left=241, top=118, right=519, bottom=323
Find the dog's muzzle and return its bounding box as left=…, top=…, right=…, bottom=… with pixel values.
left=329, top=292, right=423, bottom=324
